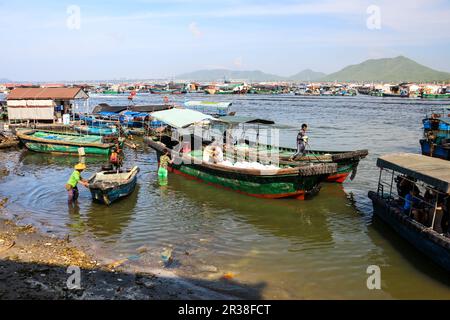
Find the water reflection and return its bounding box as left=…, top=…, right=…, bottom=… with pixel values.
left=164, top=174, right=357, bottom=246
left=81, top=185, right=140, bottom=239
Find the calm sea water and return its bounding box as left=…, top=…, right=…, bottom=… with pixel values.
left=1, top=93, right=449, bottom=299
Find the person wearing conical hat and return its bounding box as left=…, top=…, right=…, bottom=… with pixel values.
left=66, top=163, right=89, bottom=204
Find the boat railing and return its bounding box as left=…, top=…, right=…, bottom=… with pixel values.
left=376, top=167, right=447, bottom=232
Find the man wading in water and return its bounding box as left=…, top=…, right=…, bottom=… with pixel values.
left=291, top=123, right=308, bottom=160
left=158, top=149, right=174, bottom=182
left=66, top=163, right=89, bottom=204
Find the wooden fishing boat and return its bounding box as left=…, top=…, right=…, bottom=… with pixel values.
left=216, top=116, right=368, bottom=183
left=74, top=125, right=118, bottom=136
left=368, top=153, right=450, bottom=272
left=88, top=166, right=140, bottom=205
left=147, top=137, right=336, bottom=199
left=16, top=129, right=122, bottom=155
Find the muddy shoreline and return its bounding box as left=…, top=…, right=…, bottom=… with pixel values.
left=0, top=217, right=263, bottom=300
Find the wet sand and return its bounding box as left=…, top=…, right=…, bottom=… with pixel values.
left=0, top=217, right=264, bottom=300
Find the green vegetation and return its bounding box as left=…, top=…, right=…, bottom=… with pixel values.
left=321, top=56, right=450, bottom=82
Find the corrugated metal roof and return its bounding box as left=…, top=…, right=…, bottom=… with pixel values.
left=377, top=153, right=450, bottom=193
left=7, top=87, right=88, bottom=100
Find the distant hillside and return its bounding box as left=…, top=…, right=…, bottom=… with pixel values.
left=0, top=78, right=11, bottom=83
left=321, top=56, right=450, bottom=82
left=289, top=69, right=326, bottom=81
left=177, top=69, right=285, bottom=81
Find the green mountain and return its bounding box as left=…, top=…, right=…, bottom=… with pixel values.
left=177, top=69, right=284, bottom=81
left=289, top=69, right=326, bottom=81
left=321, top=56, right=450, bottom=82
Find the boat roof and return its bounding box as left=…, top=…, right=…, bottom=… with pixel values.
left=377, top=153, right=450, bottom=193
left=150, top=108, right=214, bottom=128
left=218, top=116, right=275, bottom=125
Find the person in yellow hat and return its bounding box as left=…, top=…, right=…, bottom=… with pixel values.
left=66, top=163, right=89, bottom=204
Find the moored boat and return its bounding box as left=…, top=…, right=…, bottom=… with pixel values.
left=145, top=108, right=337, bottom=199
left=420, top=112, right=450, bottom=160
left=147, top=137, right=336, bottom=199
left=368, top=153, right=450, bottom=272
left=88, top=166, right=140, bottom=205
left=213, top=116, right=368, bottom=183
left=16, top=129, right=122, bottom=155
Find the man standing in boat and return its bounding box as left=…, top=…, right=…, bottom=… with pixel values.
left=291, top=124, right=308, bottom=160
left=66, top=163, right=89, bottom=205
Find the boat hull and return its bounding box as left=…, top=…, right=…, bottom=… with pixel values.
left=23, top=141, right=111, bottom=155
left=89, top=169, right=139, bottom=205
left=271, top=146, right=367, bottom=183
left=369, top=191, right=450, bottom=272
left=420, top=139, right=450, bottom=160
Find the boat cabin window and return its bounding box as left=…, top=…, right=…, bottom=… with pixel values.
left=376, top=168, right=450, bottom=237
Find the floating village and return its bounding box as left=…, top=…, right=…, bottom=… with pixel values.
left=0, top=75, right=450, bottom=301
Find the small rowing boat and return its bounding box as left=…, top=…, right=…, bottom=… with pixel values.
left=88, top=166, right=140, bottom=205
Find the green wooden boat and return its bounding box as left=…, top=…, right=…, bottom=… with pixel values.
left=146, top=137, right=337, bottom=200
left=16, top=129, right=121, bottom=156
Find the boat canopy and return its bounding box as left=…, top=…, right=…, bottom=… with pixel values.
left=216, top=116, right=295, bottom=129
left=377, top=153, right=450, bottom=193
left=150, top=108, right=214, bottom=129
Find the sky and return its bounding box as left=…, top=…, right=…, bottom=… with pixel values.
left=0, top=0, right=449, bottom=81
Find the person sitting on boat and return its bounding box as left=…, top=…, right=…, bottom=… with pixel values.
left=158, top=149, right=173, bottom=179
left=291, top=124, right=308, bottom=160
left=66, top=163, right=89, bottom=205
left=403, top=188, right=420, bottom=216
left=203, top=145, right=215, bottom=162
left=396, top=175, right=415, bottom=205
left=212, top=146, right=224, bottom=164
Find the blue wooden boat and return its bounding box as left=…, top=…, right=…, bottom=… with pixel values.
left=420, top=112, right=450, bottom=160
left=74, top=125, right=119, bottom=136
left=369, top=153, right=450, bottom=272
left=88, top=166, right=140, bottom=205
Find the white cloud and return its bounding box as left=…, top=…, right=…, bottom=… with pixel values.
left=233, top=56, right=243, bottom=68
left=188, top=22, right=202, bottom=38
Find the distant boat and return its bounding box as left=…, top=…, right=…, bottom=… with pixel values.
left=422, top=93, right=450, bottom=99
left=16, top=129, right=122, bottom=155
left=184, top=101, right=233, bottom=117
left=88, top=166, right=140, bottom=205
